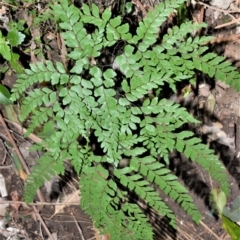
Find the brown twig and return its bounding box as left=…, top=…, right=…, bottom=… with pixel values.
left=200, top=220, right=223, bottom=240
left=0, top=114, right=45, bottom=201
left=0, top=113, right=43, bottom=197
left=58, top=33, right=68, bottom=69
left=0, top=1, right=18, bottom=8
left=132, top=0, right=148, bottom=17
left=204, top=32, right=240, bottom=45
left=197, top=1, right=240, bottom=29
left=0, top=200, right=80, bottom=205
left=33, top=205, right=55, bottom=240
left=71, top=212, right=86, bottom=240
left=3, top=118, right=42, bottom=144
left=0, top=113, right=30, bottom=174
left=0, top=165, right=13, bottom=169
left=215, top=17, right=240, bottom=29
left=198, top=1, right=240, bottom=14
left=0, top=111, right=55, bottom=240
left=0, top=138, right=7, bottom=164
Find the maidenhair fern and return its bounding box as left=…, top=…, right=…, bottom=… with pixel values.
left=10, top=0, right=240, bottom=239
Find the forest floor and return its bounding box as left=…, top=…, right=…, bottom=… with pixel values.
left=0, top=0, right=240, bottom=240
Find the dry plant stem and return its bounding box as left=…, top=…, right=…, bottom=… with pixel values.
left=200, top=220, right=223, bottom=240
left=192, top=4, right=205, bottom=35
left=0, top=112, right=44, bottom=202
left=215, top=17, right=240, bottom=29
left=0, top=200, right=80, bottom=205
left=87, top=237, right=96, bottom=240
left=33, top=205, right=55, bottom=240
left=198, top=1, right=240, bottom=29
left=0, top=139, right=7, bottom=164
left=205, top=32, right=240, bottom=44
left=0, top=165, right=13, bottom=169
left=199, top=5, right=205, bottom=23
left=198, top=1, right=240, bottom=14
left=176, top=218, right=222, bottom=240
left=3, top=118, right=42, bottom=144
left=176, top=222, right=198, bottom=240
left=0, top=112, right=30, bottom=175
left=58, top=33, right=68, bottom=69
left=12, top=217, right=31, bottom=240
left=132, top=0, right=147, bottom=16
left=0, top=118, right=48, bottom=231
left=0, top=1, right=18, bottom=8
left=0, top=112, right=55, bottom=240
left=72, top=212, right=86, bottom=240
left=147, top=0, right=154, bottom=7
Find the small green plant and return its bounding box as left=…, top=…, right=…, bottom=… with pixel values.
left=210, top=189, right=240, bottom=239
left=0, top=22, right=25, bottom=73
left=10, top=0, right=240, bottom=239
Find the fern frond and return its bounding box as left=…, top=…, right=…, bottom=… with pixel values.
left=175, top=131, right=230, bottom=195
left=10, top=1, right=240, bottom=239
left=141, top=98, right=199, bottom=124
left=192, top=52, right=240, bottom=90
left=10, top=61, right=65, bottom=102
left=119, top=133, right=146, bottom=150
left=140, top=99, right=199, bottom=162
left=25, top=107, right=53, bottom=136
left=130, top=156, right=201, bottom=224
left=162, top=22, right=210, bottom=49
left=130, top=0, right=186, bottom=50
left=54, top=1, right=113, bottom=61
left=121, top=202, right=154, bottom=239
left=24, top=155, right=65, bottom=203
left=81, top=4, right=108, bottom=28
left=114, top=167, right=177, bottom=228
left=20, top=88, right=55, bottom=122
left=81, top=165, right=153, bottom=239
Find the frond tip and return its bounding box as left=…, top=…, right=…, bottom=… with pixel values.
left=24, top=156, right=65, bottom=203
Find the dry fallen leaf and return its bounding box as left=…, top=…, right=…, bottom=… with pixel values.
left=47, top=232, right=58, bottom=240
left=0, top=174, right=8, bottom=197
left=0, top=198, right=8, bottom=217
left=0, top=175, right=9, bottom=217
left=19, top=169, right=28, bottom=181
left=93, top=225, right=111, bottom=240
left=51, top=190, right=80, bottom=218
left=0, top=6, right=7, bottom=15
left=9, top=191, right=20, bottom=212
left=46, top=32, right=56, bottom=41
